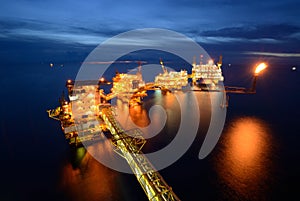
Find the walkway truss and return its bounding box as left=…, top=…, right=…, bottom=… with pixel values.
left=99, top=106, right=180, bottom=201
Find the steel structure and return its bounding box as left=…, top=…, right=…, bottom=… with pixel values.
left=100, top=106, right=180, bottom=201
left=48, top=59, right=266, bottom=201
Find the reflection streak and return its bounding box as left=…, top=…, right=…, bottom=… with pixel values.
left=215, top=117, right=274, bottom=200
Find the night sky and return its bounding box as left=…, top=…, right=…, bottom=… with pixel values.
left=0, top=1, right=300, bottom=201
left=1, top=0, right=300, bottom=59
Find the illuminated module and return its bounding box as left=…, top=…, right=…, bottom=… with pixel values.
left=48, top=58, right=224, bottom=147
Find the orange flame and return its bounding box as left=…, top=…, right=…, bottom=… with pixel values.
left=255, top=63, right=267, bottom=74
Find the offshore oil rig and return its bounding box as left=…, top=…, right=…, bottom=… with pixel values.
left=48, top=58, right=267, bottom=201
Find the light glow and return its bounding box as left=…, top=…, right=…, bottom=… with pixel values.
left=255, top=63, right=267, bottom=75
left=215, top=117, right=273, bottom=197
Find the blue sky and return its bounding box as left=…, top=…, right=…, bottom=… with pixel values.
left=0, top=0, right=300, bottom=61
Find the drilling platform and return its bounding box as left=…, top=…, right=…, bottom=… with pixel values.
left=48, top=80, right=182, bottom=201
left=48, top=58, right=267, bottom=201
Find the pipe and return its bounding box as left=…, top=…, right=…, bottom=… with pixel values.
left=250, top=75, right=258, bottom=93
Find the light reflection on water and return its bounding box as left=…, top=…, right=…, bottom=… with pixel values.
left=59, top=92, right=277, bottom=201
left=115, top=91, right=181, bottom=141
left=59, top=147, right=123, bottom=201
left=214, top=117, right=275, bottom=200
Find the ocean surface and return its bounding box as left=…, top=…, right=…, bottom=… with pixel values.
left=0, top=57, right=299, bottom=201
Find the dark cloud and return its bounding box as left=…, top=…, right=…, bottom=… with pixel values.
left=69, top=25, right=129, bottom=38
left=0, top=17, right=131, bottom=45
left=0, top=0, right=299, bottom=64
left=200, top=24, right=300, bottom=40
left=0, top=36, right=94, bottom=64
